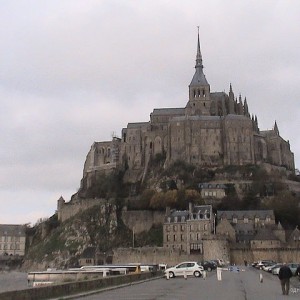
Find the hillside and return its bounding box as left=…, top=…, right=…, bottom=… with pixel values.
left=23, top=160, right=300, bottom=270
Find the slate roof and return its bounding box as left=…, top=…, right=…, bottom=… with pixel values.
left=253, top=228, right=278, bottom=241
left=0, top=224, right=26, bottom=237
left=210, top=92, right=227, bottom=101
left=190, top=67, right=209, bottom=86
left=165, top=205, right=212, bottom=222
left=217, top=210, right=275, bottom=220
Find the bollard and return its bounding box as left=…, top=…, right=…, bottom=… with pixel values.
left=184, top=270, right=187, bottom=280
left=259, top=273, right=263, bottom=283
left=166, top=272, right=169, bottom=280
left=217, top=267, right=222, bottom=281
left=203, top=270, right=207, bottom=280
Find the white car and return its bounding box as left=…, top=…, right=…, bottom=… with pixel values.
left=165, top=262, right=204, bottom=278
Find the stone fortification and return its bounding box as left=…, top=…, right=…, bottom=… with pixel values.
left=113, top=247, right=202, bottom=266
left=57, top=196, right=107, bottom=222
left=113, top=246, right=300, bottom=267
left=57, top=197, right=164, bottom=234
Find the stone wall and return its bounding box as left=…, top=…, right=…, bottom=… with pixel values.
left=230, top=247, right=300, bottom=265
left=202, top=238, right=230, bottom=263
left=113, top=246, right=300, bottom=267
left=57, top=198, right=107, bottom=222
left=113, top=247, right=202, bottom=266
left=57, top=198, right=165, bottom=235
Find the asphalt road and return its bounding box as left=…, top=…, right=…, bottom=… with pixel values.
left=68, top=267, right=300, bottom=300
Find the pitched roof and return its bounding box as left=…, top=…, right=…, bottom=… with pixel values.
left=253, top=228, right=278, bottom=241
left=217, top=210, right=275, bottom=220
left=165, top=205, right=212, bottom=222
left=0, top=224, right=26, bottom=236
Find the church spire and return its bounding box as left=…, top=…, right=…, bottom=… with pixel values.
left=190, top=28, right=209, bottom=87
left=195, top=27, right=203, bottom=69
left=186, top=28, right=211, bottom=116
left=274, top=121, right=279, bottom=135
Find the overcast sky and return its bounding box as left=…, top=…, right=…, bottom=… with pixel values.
left=1, top=0, right=300, bottom=225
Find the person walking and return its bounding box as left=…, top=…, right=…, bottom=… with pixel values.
left=278, top=263, right=293, bottom=295
left=296, top=265, right=300, bottom=281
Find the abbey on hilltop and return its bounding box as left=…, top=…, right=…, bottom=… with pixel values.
left=82, top=32, right=294, bottom=187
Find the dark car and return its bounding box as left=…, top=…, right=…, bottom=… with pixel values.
left=200, top=260, right=217, bottom=271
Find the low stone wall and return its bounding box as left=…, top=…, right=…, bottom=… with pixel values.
left=0, top=272, right=161, bottom=300
left=230, top=247, right=300, bottom=265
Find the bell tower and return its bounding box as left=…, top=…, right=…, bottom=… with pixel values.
left=186, top=28, right=211, bottom=116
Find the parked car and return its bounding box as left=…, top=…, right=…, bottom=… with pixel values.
left=287, top=263, right=300, bottom=275
left=272, top=263, right=299, bottom=276
left=164, top=262, right=204, bottom=278
left=251, top=261, right=259, bottom=268
left=256, top=260, right=276, bottom=270
left=211, top=259, right=226, bottom=267
left=265, top=263, right=282, bottom=273
left=200, top=260, right=217, bottom=271
left=262, top=261, right=278, bottom=271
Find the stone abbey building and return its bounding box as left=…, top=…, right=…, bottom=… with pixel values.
left=82, top=33, right=294, bottom=187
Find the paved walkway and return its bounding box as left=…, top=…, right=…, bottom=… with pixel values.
left=69, top=267, right=300, bottom=300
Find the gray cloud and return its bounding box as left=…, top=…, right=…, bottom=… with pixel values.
left=0, top=0, right=299, bottom=224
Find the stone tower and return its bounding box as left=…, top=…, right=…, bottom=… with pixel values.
left=185, top=29, right=211, bottom=116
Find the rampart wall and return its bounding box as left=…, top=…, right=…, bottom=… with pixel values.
left=113, top=246, right=300, bottom=267
left=57, top=198, right=107, bottom=222
left=113, top=247, right=202, bottom=266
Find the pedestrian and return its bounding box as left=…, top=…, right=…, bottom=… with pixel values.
left=296, top=265, right=300, bottom=281
left=278, top=263, right=293, bottom=295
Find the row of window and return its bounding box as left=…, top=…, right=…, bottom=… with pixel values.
left=0, top=243, right=21, bottom=250
left=165, top=224, right=209, bottom=232
left=167, top=214, right=210, bottom=223
left=203, top=191, right=225, bottom=197
left=166, top=233, right=203, bottom=242
left=95, top=147, right=114, bottom=156
left=0, top=236, right=21, bottom=242
left=192, top=89, right=207, bottom=98
left=223, top=216, right=272, bottom=224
